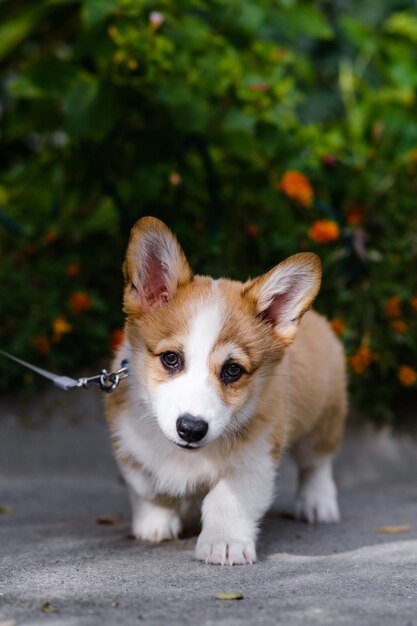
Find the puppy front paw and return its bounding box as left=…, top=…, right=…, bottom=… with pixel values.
left=132, top=505, right=182, bottom=543
left=195, top=532, right=256, bottom=565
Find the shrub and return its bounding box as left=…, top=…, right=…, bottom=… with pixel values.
left=1, top=0, right=417, bottom=420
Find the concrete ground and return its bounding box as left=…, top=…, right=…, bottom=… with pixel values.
left=1, top=389, right=417, bottom=626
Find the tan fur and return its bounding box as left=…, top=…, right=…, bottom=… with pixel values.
left=265, top=310, right=347, bottom=458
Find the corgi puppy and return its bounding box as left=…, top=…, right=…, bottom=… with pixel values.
left=106, top=217, right=347, bottom=565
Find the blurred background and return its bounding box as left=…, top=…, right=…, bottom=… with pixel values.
left=1, top=0, right=416, bottom=422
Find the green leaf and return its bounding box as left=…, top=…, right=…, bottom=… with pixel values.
left=0, top=3, right=47, bottom=61
left=8, top=75, right=44, bottom=100
left=296, top=6, right=334, bottom=39
left=340, top=16, right=376, bottom=52
left=236, top=3, right=265, bottom=34
left=275, top=5, right=334, bottom=40
left=388, top=60, right=417, bottom=89
left=82, top=0, right=119, bottom=26
left=80, top=198, right=119, bottom=236
left=384, top=12, right=417, bottom=44
left=63, top=77, right=99, bottom=137
left=224, top=110, right=256, bottom=133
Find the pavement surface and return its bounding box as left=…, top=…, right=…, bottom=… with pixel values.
left=1, top=388, right=417, bottom=626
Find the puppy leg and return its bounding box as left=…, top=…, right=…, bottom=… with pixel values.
left=129, top=488, right=182, bottom=542
left=124, top=468, right=182, bottom=542
left=292, top=390, right=346, bottom=523
left=291, top=410, right=346, bottom=522
left=292, top=445, right=340, bottom=523
left=195, top=442, right=275, bottom=565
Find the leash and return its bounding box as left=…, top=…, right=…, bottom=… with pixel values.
left=0, top=349, right=129, bottom=393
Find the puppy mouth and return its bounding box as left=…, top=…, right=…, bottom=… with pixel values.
left=175, top=442, right=202, bottom=451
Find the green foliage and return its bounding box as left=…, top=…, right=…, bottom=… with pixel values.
left=1, top=0, right=417, bottom=419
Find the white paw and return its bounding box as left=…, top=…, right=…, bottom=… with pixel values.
left=295, top=478, right=340, bottom=523
left=132, top=506, right=182, bottom=542
left=195, top=532, right=256, bottom=565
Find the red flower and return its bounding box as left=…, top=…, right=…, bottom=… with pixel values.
left=66, top=263, right=81, bottom=277
left=32, top=336, right=51, bottom=355
left=385, top=296, right=401, bottom=319
left=345, top=204, right=366, bottom=227
left=44, top=229, right=58, bottom=244
left=246, top=223, right=260, bottom=238
left=69, top=292, right=92, bottom=314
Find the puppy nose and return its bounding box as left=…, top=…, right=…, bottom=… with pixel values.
left=176, top=414, right=208, bottom=443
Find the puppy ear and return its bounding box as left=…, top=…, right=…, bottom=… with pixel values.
left=123, top=217, right=192, bottom=314
left=244, top=253, right=322, bottom=345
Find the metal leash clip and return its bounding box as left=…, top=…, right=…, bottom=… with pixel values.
left=77, top=361, right=129, bottom=393
left=0, top=350, right=129, bottom=393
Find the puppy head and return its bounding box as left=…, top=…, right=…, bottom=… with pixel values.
left=123, top=217, right=321, bottom=450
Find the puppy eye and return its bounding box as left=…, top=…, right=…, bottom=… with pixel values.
left=221, top=362, right=244, bottom=384
left=160, top=351, right=181, bottom=371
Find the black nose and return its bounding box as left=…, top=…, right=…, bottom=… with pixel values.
left=176, top=414, right=208, bottom=443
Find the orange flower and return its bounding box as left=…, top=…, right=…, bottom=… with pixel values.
left=44, top=229, right=58, bottom=245
left=308, top=220, right=340, bottom=244
left=52, top=317, right=72, bottom=341
left=66, top=263, right=81, bottom=277
left=398, top=365, right=417, bottom=387
left=248, top=82, right=269, bottom=92
left=349, top=346, right=374, bottom=374
left=272, top=48, right=287, bottom=61
left=410, top=296, right=417, bottom=313
left=246, top=223, right=260, bottom=238
left=345, top=204, right=365, bottom=227
left=69, top=291, right=92, bottom=314
left=330, top=318, right=346, bottom=336
left=278, top=170, right=314, bottom=208
left=32, top=336, right=50, bottom=355
left=385, top=295, right=401, bottom=319
left=22, top=244, right=36, bottom=257
left=109, top=328, right=124, bottom=354
left=169, top=172, right=182, bottom=186
left=389, top=319, right=408, bottom=334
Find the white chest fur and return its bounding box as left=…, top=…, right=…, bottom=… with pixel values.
left=114, top=408, right=230, bottom=497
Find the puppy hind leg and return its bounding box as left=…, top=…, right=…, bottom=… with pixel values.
left=292, top=389, right=346, bottom=523
left=292, top=446, right=340, bottom=523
